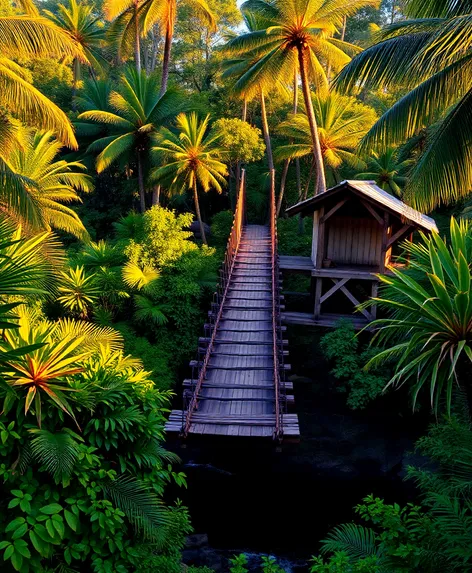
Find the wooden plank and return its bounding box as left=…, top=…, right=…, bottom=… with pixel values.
left=314, top=277, right=322, bottom=318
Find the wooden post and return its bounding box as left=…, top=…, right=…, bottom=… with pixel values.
left=314, top=278, right=322, bottom=318
left=379, top=212, right=390, bottom=273
left=316, top=206, right=326, bottom=269
left=311, top=211, right=320, bottom=267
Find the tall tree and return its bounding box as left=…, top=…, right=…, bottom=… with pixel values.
left=45, top=0, right=107, bottom=107
left=77, top=68, right=181, bottom=212
left=226, top=0, right=378, bottom=195
left=275, top=91, right=377, bottom=205
left=336, top=0, right=472, bottom=212
left=104, top=0, right=216, bottom=91
left=140, top=0, right=216, bottom=95
left=152, top=112, right=227, bottom=245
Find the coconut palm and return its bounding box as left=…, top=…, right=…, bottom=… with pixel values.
left=77, top=68, right=182, bottom=212
left=4, top=130, right=93, bottom=240
left=223, top=10, right=290, bottom=176
left=0, top=6, right=85, bottom=149
left=152, top=112, right=227, bottom=245
left=44, top=0, right=107, bottom=106
left=365, top=217, right=472, bottom=415
left=275, top=91, right=377, bottom=204
left=226, top=0, right=377, bottom=195
left=104, top=0, right=215, bottom=88
left=336, top=0, right=472, bottom=212
left=354, top=147, right=413, bottom=196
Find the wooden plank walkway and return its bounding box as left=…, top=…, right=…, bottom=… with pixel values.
left=166, top=224, right=299, bottom=440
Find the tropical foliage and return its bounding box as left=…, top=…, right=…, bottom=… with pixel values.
left=365, top=218, right=472, bottom=415
left=3, top=130, right=93, bottom=239
left=77, top=69, right=182, bottom=212
left=336, top=0, right=472, bottom=212
left=0, top=216, right=190, bottom=572
left=152, top=113, right=228, bottom=244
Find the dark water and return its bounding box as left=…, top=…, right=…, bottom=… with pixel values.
left=167, top=325, right=428, bottom=565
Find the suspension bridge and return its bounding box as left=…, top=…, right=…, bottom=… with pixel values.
left=166, top=171, right=300, bottom=441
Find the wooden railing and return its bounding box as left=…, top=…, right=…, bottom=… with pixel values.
left=269, top=169, right=285, bottom=441
left=182, top=170, right=246, bottom=437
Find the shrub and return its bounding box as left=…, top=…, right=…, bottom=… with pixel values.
left=121, top=206, right=196, bottom=268
left=320, top=320, right=389, bottom=409
left=211, top=210, right=233, bottom=247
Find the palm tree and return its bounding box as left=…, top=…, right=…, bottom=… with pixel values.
left=354, top=148, right=413, bottom=196
left=223, top=11, right=289, bottom=176
left=152, top=112, right=227, bottom=245
left=226, top=0, right=377, bottom=195
left=365, top=217, right=472, bottom=414
left=44, top=0, right=107, bottom=107
left=275, top=91, right=377, bottom=208
left=0, top=12, right=84, bottom=149
left=336, top=0, right=472, bottom=212
left=77, top=68, right=181, bottom=212
left=4, top=130, right=93, bottom=240
left=104, top=0, right=215, bottom=89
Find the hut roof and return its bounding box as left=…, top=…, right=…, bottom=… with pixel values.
left=285, top=180, right=438, bottom=233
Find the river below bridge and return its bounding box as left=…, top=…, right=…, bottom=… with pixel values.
left=166, top=325, right=429, bottom=572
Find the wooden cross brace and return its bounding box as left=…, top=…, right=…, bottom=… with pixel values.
left=319, top=277, right=373, bottom=321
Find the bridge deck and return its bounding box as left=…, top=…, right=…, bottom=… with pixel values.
left=166, top=225, right=299, bottom=439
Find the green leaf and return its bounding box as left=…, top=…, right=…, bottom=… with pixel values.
left=4, top=544, right=14, bottom=560
left=10, top=551, right=23, bottom=571
left=29, top=530, right=47, bottom=557
left=64, top=509, right=79, bottom=532
left=8, top=498, right=20, bottom=509
left=11, top=524, right=28, bottom=540
left=13, top=541, right=30, bottom=559
left=33, top=523, right=52, bottom=543
left=40, top=503, right=63, bottom=515
left=0, top=542, right=10, bottom=551
left=52, top=518, right=65, bottom=538
left=45, top=519, right=55, bottom=539
left=6, top=518, right=25, bottom=533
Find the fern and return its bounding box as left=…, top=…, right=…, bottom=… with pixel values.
left=103, top=474, right=171, bottom=543
left=321, top=523, right=379, bottom=561
left=29, top=428, right=81, bottom=482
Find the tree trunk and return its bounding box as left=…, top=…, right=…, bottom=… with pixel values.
left=277, top=159, right=290, bottom=216
left=297, top=47, right=326, bottom=195
left=259, top=89, right=274, bottom=172
left=160, top=25, right=173, bottom=96
left=235, top=100, right=248, bottom=199
left=193, top=180, right=207, bottom=245
left=134, top=1, right=141, bottom=73
left=242, top=99, right=248, bottom=122
left=137, top=151, right=145, bottom=212
left=152, top=185, right=160, bottom=205
left=278, top=73, right=300, bottom=218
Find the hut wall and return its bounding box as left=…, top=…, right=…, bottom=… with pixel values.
left=325, top=216, right=382, bottom=266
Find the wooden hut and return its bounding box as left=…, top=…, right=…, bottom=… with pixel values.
left=280, top=180, right=438, bottom=327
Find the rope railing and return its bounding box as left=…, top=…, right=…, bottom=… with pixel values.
left=269, top=169, right=285, bottom=441
left=182, top=170, right=246, bottom=437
